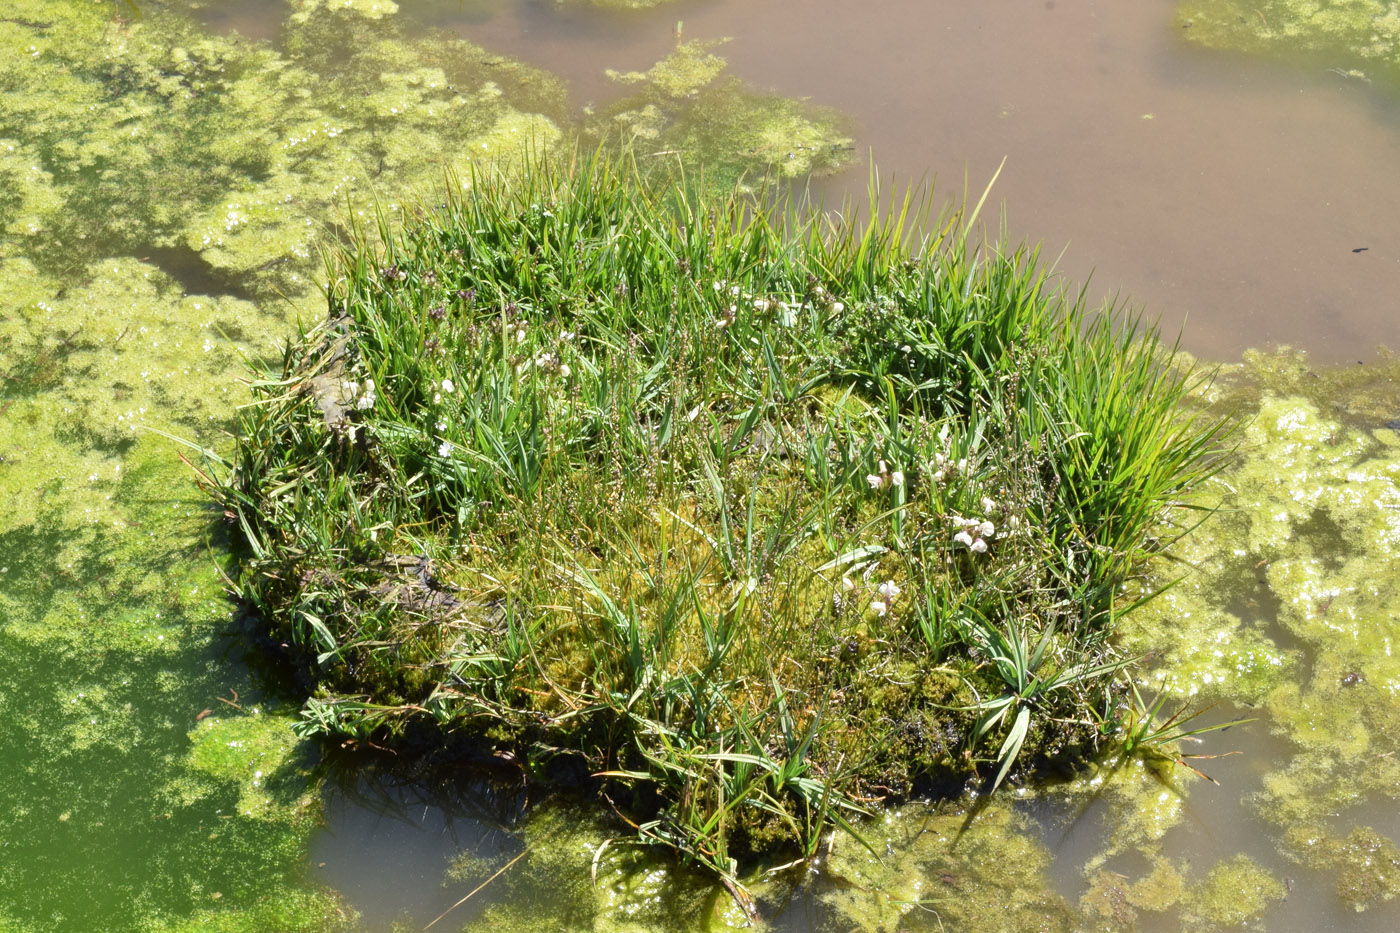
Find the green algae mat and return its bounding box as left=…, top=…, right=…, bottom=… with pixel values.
left=5, top=0, right=1400, bottom=930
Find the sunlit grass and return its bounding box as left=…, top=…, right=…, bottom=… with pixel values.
left=208, top=149, right=1234, bottom=902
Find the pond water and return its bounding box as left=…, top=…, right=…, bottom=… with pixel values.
left=3, top=0, right=1400, bottom=930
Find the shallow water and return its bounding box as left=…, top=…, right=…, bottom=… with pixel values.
left=427, top=0, right=1400, bottom=364
left=4, top=0, right=1400, bottom=930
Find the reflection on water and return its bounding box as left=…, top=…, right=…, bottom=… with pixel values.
left=314, top=760, right=526, bottom=930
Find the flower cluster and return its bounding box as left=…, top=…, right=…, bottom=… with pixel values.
left=838, top=575, right=902, bottom=617
left=343, top=378, right=376, bottom=410
left=951, top=510, right=996, bottom=553
left=870, top=579, right=901, bottom=617
left=865, top=459, right=905, bottom=491
left=711, top=279, right=834, bottom=330
left=519, top=351, right=570, bottom=378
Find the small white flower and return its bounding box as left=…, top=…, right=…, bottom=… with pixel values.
left=515, top=328, right=526, bottom=344
left=841, top=576, right=855, bottom=591
left=713, top=280, right=725, bottom=292
left=433, top=392, right=442, bottom=404
left=978, top=520, right=996, bottom=539
left=866, top=473, right=886, bottom=490
left=877, top=460, right=888, bottom=475
left=870, top=599, right=888, bottom=617
left=729, top=285, right=741, bottom=297
left=831, top=301, right=844, bottom=313
left=878, top=580, right=901, bottom=601
left=436, top=420, right=447, bottom=432
left=981, top=496, right=997, bottom=513
left=954, top=530, right=974, bottom=548
left=932, top=469, right=946, bottom=484
left=559, top=363, right=571, bottom=378
left=890, top=470, right=905, bottom=488
left=753, top=298, right=770, bottom=312
left=970, top=538, right=988, bottom=554
left=438, top=440, right=453, bottom=457
left=441, top=378, right=455, bottom=394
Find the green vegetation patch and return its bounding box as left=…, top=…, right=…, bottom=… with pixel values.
left=1180, top=854, right=1286, bottom=928
left=1113, top=347, right=1400, bottom=915
left=211, top=152, right=1232, bottom=902
left=1177, top=1, right=1400, bottom=87
left=594, top=41, right=855, bottom=189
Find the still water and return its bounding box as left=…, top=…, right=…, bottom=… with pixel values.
left=2, top=0, right=1399, bottom=930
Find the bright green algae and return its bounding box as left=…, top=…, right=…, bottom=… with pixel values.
left=0, top=252, right=347, bottom=929
left=1177, top=1, right=1400, bottom=87
left=1117, top=348, right=1400, bottom=916
left=0, top=0, right=568, bottom=929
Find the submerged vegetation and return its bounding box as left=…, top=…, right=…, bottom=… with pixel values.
left=1179, top=0, right=1400, bottom=87
left=209, top=150, right=1234, bottom=900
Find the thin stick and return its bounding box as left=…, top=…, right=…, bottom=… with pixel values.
left=423, top=845, right=531, bottom=930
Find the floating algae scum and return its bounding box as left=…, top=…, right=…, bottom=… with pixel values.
left=2, top=1, right=1400, bottom=931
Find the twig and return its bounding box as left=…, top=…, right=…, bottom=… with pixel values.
left=423, top=845, right=531, bottom=930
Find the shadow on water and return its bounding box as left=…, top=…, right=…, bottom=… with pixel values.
left=312, top=755, right=528, bottom=930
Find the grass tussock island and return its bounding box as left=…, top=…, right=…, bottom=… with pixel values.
left=208, top=153, right=1233, bottom=905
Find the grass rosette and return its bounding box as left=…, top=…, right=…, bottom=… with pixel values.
left=210, top=152, right=1233, bottom=903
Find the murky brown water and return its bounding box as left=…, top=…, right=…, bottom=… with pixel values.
left=408, top=0, right=1400, bottom=364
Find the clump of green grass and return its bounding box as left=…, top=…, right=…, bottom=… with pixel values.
left=209, top=150, right=1233, bottom=906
